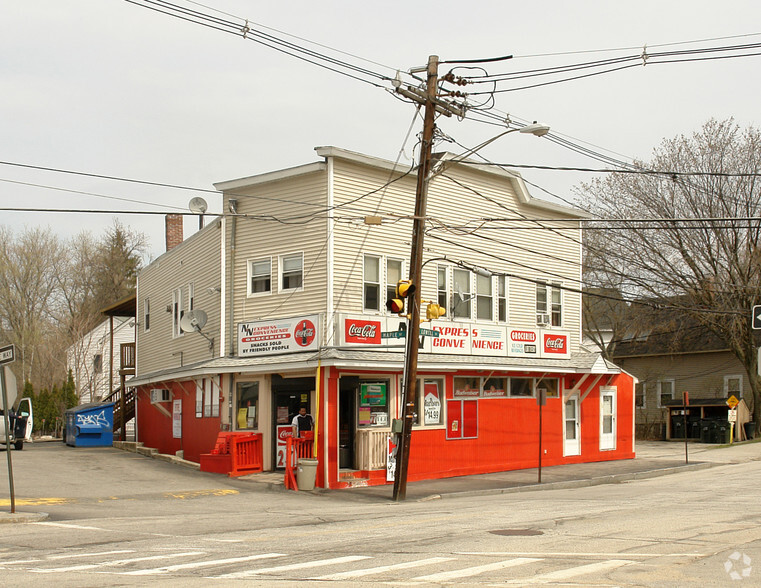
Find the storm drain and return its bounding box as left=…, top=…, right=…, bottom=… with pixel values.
left=489, top=529, right=543, bottom=536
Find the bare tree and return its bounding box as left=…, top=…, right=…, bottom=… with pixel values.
left=579, top=118, right=761, bottom=430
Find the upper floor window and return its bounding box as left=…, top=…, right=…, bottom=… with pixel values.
left=497, top=276, right=507, bottom=322
left=536, top=281, right=562, bottom=327
left=143, top=298, right=150, bottom=332
left=724, top=375, right=742, bottom=396
left=280, top=253, right=303, bottom=291
left=657, top=379, right=674, bottom=408
left=475, top=274, right=492, bottom=321
left=248, top=258, right=272, bottom=296
left=386, top=259, right=403, bottom=314
left=363, top=255, right=380, bottom=311
left=635, top=382, right=646, bottom=408
left=188, top=282, right=195, bottom=312
left=437, top=266, right=448, bottom=315
left=452, top=268, right=471, bottom=319
left=172, top=287, right=184, bottom=338
left=93, top=354, right=103, bottom=374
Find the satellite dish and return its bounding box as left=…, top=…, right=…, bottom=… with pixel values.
left=180, top=309, right=208, bottom=333
left=188, top=197, right=208, bottom=215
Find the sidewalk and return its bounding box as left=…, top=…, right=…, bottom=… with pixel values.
left=332, top=439, right=761, bottom=502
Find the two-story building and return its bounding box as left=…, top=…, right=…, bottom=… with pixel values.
left=129, top=146, right=635, bottom=489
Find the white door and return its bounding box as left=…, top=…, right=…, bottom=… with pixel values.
left=600, top=387, right=617, bottom=450
left=564, top=395, right=580, bottom=456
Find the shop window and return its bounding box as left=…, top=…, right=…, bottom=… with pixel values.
left=482, top=376, right=507, bottom=398
left=413, top=378, right=444, bottom=426
left=363, top=255, right=380, bottom=311
left=476, top=274, right=492, bottom=321
left=358, top=381, right=389, bottom=427
left=724, top=375, right=742, bottom=396
left=657, top=379, right=674, bottom=408
left=453, top=376, right=480, bottom=398
left=236, top=381, right=259, bottom=429
left=635, top=382, right=646, bottom=408
left=510, top=377, right=534, bottom=398
left=536, top=377, right=559, bottom=399
left=386, top=259, right=403, bottom=315
left=446, top=399, right=478, bottom=439
left=280, top=253, right=303, bottom=291
left=248, top=258, right=272, bottom=295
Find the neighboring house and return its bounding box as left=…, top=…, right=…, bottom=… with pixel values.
left=609, top=309, right=752, bottom=439
left=129, top=146, right=635, bottom=489
left=67, top=316, right=135, bottom=403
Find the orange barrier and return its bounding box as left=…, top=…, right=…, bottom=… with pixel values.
left=284, top=433, right=315, bottom=491
left=200, top=432, right=263, bottom=477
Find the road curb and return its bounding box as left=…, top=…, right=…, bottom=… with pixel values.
left=0, top=511, right=49, bottom=524
left=425, top=461, right=716, bottom=501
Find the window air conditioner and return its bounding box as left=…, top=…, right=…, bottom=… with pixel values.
left=150, top=388, right=171, bottom=403
left=536, top=313, right=551, bottom=326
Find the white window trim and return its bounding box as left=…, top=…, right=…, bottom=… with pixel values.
left=657, top=379, right=674, bottom=408
left=247, top=257, right=273, bottom=297
left=411, top=377, right=446, bottom=429
left=363, top=254, right=381, bottom=313
left=475, top=273, right=494, bottom=322
left=599, top=386, right=617, bottom=451
left=188, top=282, right=195, bottom=312
left=279, top=252, right=304, bottom=293
left=497, top=275, right=508, bottom=323
left=451, top=267, right=472, bottom=321
left=143, top=298, right=150, bottom=333
left=385, top=258, right=405, bottom=316
left=724, top=374, right=743, bottom=396
left=536, top=281, right=563, bottom=327
left=172, top=288, right=184, bottom=338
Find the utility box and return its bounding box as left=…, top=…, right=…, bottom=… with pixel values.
left=65, top=402, right=115, bottom=447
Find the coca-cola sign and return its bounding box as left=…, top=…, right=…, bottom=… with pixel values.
left=238, top=314, right=320, bottom=356
left=542, top=332, right=569, bottom=355
left=294, top=319, right=317, bottom=347
left=345, top=319, right=381, bottom=345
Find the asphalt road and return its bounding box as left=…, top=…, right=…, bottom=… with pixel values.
left=0, top=441, right=758, bottom=586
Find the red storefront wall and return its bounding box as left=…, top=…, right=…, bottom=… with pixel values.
left=136, top=381, right=221, bottom=463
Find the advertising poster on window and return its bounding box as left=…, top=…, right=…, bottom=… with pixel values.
left=172, top=399, right=182, bottom=438
left=238, top=314, right=320, bottom=356
left=359, top=382, right=388, bottom=426
left=275, top=424, right=294, bottom=469
left=423, top=382, right=442, bottom=425
left=453, top=376, right=480, bottom=398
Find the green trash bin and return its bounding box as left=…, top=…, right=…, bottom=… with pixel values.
left=700, top=419, right=712, bottom=443
left=672, top=419, right=683, bottom=439
left=716, top=420, right=731, bottom=444
left=708, top=420, right=719, bottom=444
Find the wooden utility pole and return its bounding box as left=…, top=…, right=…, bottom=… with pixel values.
left=392, top=55, right=439, bottom=502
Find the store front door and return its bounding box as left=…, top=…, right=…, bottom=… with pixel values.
left=272, top=375, right=314, bottom=469
left=338, top=376, right=358, bottom=470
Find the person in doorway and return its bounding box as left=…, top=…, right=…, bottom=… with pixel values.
left=292, top=406, right=314, bottom=437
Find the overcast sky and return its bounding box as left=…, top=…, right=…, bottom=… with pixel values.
left=2, top=1, right=760, bottom=260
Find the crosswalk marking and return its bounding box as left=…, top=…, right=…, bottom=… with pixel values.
left=505, top=559, right=634, bottom=584
left=30, top=551, right=206, bottom=573
left=215, top=555, right=372, bottom=579
left=121, top=552, right=286, bottom=576
left=47, top=550, right=135, bottom=560
left=311, top=556, right=454, bottom=580
left=412, top=557, right=542, bottom=582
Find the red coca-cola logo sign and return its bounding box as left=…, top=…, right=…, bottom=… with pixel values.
left=510, top=330, right=537, bottom=342
left=345, top=319, right=381, bottom=344
left=294, top=319, right=316, bottom=347
left=543, top=334, right=568, bottom=354
left=278, top=427, right=293, bottom=441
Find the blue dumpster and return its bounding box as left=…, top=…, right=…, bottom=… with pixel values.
left=65, top=402, right=115, bottom=447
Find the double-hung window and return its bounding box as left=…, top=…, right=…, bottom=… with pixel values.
left=437, top=266, right=448, bottom=315
left=280, top=253, right=303, bottom=291
left=363, top=255, right=380, bottom=311
left=143, top=298, right=150, bottom=332
left=386, top=259, right=403, bottom=314
left=536, top=281, right=562, bottom=326
left=452, top=268, right=471, bottom=319
left=657, top=380, right=674, bottom=408
left=172, top=287, right=183, bottom=338
left=476, top=274, right=492, bottom=321
left=635, top=382, right=646, bottom=408
left=248, top=258, right=272, bottom=295
left=497, top=276, right=507, bottom=322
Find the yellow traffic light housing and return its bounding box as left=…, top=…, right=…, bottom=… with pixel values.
left=425, top=302, right=446, bottom=321
left=386, top=280, right=416, bottom=316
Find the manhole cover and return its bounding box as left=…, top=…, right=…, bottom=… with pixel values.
left=489, top=529, right=543, bottom=536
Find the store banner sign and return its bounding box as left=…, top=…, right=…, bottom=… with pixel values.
left=238, top=315, right=320, bottom=356
left=541, top=331, right=570, bottom=359
left=507, top=329, right=540, bottom=358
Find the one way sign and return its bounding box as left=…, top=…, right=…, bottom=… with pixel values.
left=754, top=305, right=761, bottom=330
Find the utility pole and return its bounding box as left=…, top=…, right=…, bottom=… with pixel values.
left=392, top=55, right=444, bottom=501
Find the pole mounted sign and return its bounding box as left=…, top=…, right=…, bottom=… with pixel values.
left=0, top=344, right=15, bottom=365
left=753, top=305, right=761, bottom=330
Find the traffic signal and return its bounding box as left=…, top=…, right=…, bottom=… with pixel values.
left=387, top=280, right=415, bottom=316
left=426, top=302, right=446, bottom=321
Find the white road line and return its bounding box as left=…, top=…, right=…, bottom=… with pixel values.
left=215, top=555, right=372, bottom=579
left=30, top=551, right=205, bottom=573
left=312, top=557, right=454, bottom=580
left=46, top=550, right=135, bottom=560
left=412, top=557, right=542, bottom=582
left=34, top=522, right=107, bottom=531
left=505, top=559, right=634, bottom=584
left=121, top=552, right=286, bottom=576
left=457, top=551, right=706, bottom=558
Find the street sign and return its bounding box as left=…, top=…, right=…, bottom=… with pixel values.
left=753, top=305, right=761, bottom=330
left=728, top=408, right=738, bottom=423
left=0, top=344, right=15, bottom=366
left=727, top=395, right=739, bottom=409
left=419, top=328, right=439, bottom=337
